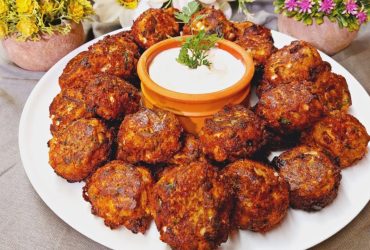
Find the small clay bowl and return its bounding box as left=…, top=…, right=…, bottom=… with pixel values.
left=137, top=36, right=255, bottom=134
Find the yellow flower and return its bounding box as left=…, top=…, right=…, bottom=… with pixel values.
left=68, top=1, right=85, bottom=22
left=117, top=0, right=139, bottom=9
left=16, top=0, right=35, bottom=14
left=41, top=0, right=55, bottom=14
left=16, top=16, right=38, bottom=38
left=0, top=20, right=8, bottom=38
left=0, top=0, right=8, bottom=14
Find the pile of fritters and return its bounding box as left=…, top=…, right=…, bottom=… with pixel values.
left=47, top=6, right=370, bottom=250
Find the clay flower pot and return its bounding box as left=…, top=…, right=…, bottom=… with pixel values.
left=2, top=22, right=85, bottom=71
left=138, top=37, right=254, bottom=134
left=278, top=15, right=358, bottom=55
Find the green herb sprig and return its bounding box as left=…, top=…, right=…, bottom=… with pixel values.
left=174, top=1, right=201, bottom=24
left=176, top=30, right=220, bottom=69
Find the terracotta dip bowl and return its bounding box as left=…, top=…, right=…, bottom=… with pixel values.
left=137, top=37, right=255, bottom=134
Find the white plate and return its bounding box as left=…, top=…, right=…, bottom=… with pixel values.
left=19, top=29, right=370, bottom=250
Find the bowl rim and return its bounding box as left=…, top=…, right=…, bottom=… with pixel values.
left=137, top=36, right=255, bottom=103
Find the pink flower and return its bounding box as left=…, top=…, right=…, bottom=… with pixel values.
left=319, top=0, right=335, bottom=14
left=298, top=0, right=313, bottom=14
left=285, top=0, right=298, bottom=11
left=343, top=0, right=358, bottom=15
left=357, top=11, right=368, bottom=24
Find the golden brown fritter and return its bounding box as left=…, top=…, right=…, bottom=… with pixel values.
left=301, top=113, right=370, bottom=168
left=83, top=160, right=153, bottom=233
left=260, top=40, right=325, bottom=95
left=116, top=108, right=183, bottom=164
left=58, top=51, right=93, bottom=90
left=273, top=145, right=341, bottom=211
left=49, top=87, right=94, bottom=136
left=59, top=32, right=140, bottom=90
left=131, top=8, right=180, bottom=50
left=311, top=71, right=352, bottom=114
left=84, top=73, right=141, bottom=121
left=183, top=7, right=237, bottom=41
left=264, top=130, right=301, bottom=151
left=199, top=105, right=268, bottom=163
left=150, top=161, right=231, bottom=250
left=221, top=159, right=289, bottom=232
left=255, top=81, right=324, bottom=134
left=233, top=21, right=276, bottom=68
left=48, top=118, right=113, bottom=182
left=168, top=133, right=203, bottom=166
left=87, top=32, right=140, bottom=80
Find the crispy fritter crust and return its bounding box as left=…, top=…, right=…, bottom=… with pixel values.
left=255, top=81, right=324, bottom=134
left=168, top=134, right=203, bottom=166
left=49, top=87, right=94, bottom=136
left=183, top=7, right=237, bottom=41
left=116, top=108, right=183, bottom=164
left=273, top=145, right=341, bottom=211
left=48, top=118, right=113, bottom=182
left=259, top=40, right=325, bottom=96
left=131, top=8, right=180, bottom=50
left=84, top=73, right=141, bottom=121
left=311, top=71, right=352, bottom=114
left=199, top=105, right=268, bottom=162
left=150, top=161, right=231, bottom=250
left=233, top=21, right=276, bottom=67
left=59, top=32, right=140, bottom=89
left=221, top=159, right=289, bottom=232
left=301, top=113, right=370, bottom=168
left=58, top=51, right=93, bottom=90
left=83, top=160, right=153, bottom=233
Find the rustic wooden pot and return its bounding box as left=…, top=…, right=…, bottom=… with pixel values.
left=2, top=22, right=85, bottom=71
left=278, top=15, right=358, bottom=55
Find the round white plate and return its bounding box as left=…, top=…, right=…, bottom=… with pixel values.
left=19, top=29, right=370, bottom=250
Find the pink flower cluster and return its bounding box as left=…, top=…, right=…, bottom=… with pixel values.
left=319, top=0, right=335, bottom=14
left=284, top=0, right=368, bottom=24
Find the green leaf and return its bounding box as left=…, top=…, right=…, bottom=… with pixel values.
left=315, top=16, right=324, bottom=25
left=303, top=16, right=313, bottom=25
left=174, top=0, right=200, bottom=24
left=176, top=30, right=220, bottom=69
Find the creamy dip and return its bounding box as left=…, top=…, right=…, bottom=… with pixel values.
left=149, top=47, right=245, bottom=94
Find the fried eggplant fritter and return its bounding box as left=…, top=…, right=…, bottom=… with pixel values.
left=59, top=32, right=140, bottom=89
left=311, top=71, right=352, bottom=114
left=255, top=81, right=324, bottom=134
left=84, top=73, right=141, bottom=121
left=259, top=40, right=326, bottom=96
left=199, top=105, right=268, bottom=162
left=116, top=108, right=183, bottom=164
left=233, top=21, right=276, bottom=68
left=150, top=161, right=231, bottom=250
left=83, top=160, right=153, bottom=233
left=183, top=7, right=237, bottom=41
left=301, top=113, right=370, bottom=168
left=221, top=159, right=289, bottom=232
left=58, top=51, right=92, bottom=90
left=168, top=134, right=203, bottom=166
left=273, top=145, right=341, bottom=211
left=48, top=118, right=113, bottom=182
left=131, top=8, right=179, bottom=50
left=49, top=87, right=94, bottom=136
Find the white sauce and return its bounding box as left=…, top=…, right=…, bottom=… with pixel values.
left=149, top=47, right=245, bottom=94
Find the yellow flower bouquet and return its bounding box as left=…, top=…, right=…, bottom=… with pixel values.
left=0, top=0, right=93, bottom=41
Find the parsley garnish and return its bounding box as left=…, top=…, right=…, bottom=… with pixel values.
left=175, top=1, right=201, bottom=24
left=176, top=30, right=220, bottom=69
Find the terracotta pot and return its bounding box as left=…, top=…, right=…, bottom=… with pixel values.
left=278, top=15, right=358, bottom=55
left=2, top=22, right=85, bottom=71
left=138, top=37, right=255, bottom=134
